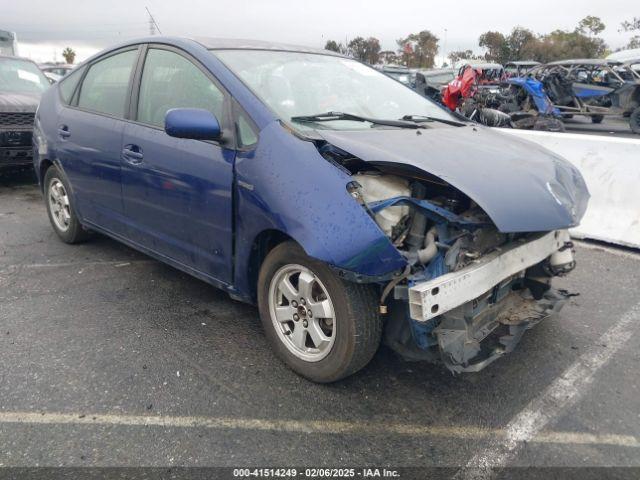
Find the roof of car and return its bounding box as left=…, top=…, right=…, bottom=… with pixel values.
left=467, top=62, right=503, bottom=70
left=39, top=63, right=74, bottom=68
left=74, top=36, right=354, bottom=72
left=418, top=68, right=455, bottom=75
left=0, top=54, right=38, bottom=64
left=607, top=48, right=640, bottom=62
left=546, top=59, right=620, bottom=66
left=505, top=61, right=540, bottom=66
left=193, top=37, right=344, bottom=56
left=380, top=65, right=411, bottom=72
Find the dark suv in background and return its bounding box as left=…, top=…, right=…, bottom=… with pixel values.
left=0, top=55, right=50, bottom=169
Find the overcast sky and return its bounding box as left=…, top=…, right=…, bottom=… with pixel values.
left=4, top=0, right=638, bottom=63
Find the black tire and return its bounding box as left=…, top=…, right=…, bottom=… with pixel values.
left=43, top=165, right=91, bottom=244
left=591, top=115, right=604, bottom=124
left=533, top=117, right=565, bottom=132
left=630, top=107, right=640, bottom=134
left=257, top=241, right=382, bottom=383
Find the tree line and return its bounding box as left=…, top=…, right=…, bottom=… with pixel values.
left=324, top=16, right=640, bottom=68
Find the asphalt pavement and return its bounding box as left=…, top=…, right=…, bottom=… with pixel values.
left=563, top=115, right=638, bottom=138
left=1, top=167, right=639, bottom=476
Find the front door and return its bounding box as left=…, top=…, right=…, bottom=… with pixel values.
left=121, top=46, right=235, bottom=283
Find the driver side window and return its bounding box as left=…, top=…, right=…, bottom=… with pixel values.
left=137, top=48, right=225, bottom=128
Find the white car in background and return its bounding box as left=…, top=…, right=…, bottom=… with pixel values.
left=607, top=48, right=640, bottom=63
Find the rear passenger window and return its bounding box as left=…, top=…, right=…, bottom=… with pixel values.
left=77, top=49, right=137, bottom=117
left=137, top=48, right=225, bottom=128
left=58, top=65, right=86, bottom=104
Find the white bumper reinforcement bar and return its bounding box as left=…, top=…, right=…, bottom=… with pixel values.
left=408, top=230, right=570, bottom=322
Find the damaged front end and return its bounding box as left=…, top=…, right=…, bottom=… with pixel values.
left=317, top=131, right=585, bottom=373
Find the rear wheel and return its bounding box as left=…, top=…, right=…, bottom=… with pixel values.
left=591, top=115, right=604, bottom=124
left=257, top=241, right=382, bottom=383
left=44, top=165, right=90, bottom=244
left=630, top=107, right=640, bottom=134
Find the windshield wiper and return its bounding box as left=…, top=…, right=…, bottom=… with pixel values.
left=401, top=114, right=468, bottom=127
left=291, top=111, right=426, bottom=129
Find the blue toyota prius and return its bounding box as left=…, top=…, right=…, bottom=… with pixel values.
left=34, top=37, right=589, bottom=382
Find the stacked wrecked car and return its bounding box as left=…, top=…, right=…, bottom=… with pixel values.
left=439, top=59, right=640, bottom=133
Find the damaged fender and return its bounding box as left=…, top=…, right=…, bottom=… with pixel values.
left=232, top=122, right=408, bottom=299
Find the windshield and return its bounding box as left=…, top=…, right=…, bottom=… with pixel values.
left=0, top=58, right=49, bottom=94
left=385, top=71, right=412, bottom=85
left=213, top=50, right=458, bottom=131
left=425, top=72, right=455, bottom=84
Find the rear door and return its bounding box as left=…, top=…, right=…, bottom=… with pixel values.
left=121, top=45, right=235, bottom=283
left=55, top=47, right=139, bottom=233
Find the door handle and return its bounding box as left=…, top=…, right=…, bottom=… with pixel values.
left=122, top=145, right=144, bottom=164
left=58, top=125, right=71, bottom=139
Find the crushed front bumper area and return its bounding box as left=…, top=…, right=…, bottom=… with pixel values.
left=385, top=230, right=575, bottom=373
left=408, top=231, right=570, bottom=321
left=433, top=287, right=568, bottom=373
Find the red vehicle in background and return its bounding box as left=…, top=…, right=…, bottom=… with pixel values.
left=442, top=63, right=505, bottom=111
left=441, top=63, right=565, bottom=131
left=442, top=65, right=481, bottom=111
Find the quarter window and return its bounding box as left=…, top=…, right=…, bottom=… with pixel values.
left=236, top=113, right=258, bottom=147
left=77, top=49, right=137, bottom=117
left=137, top=48, right=225, bottom=128
left=58, top=65, right=86, bottom=104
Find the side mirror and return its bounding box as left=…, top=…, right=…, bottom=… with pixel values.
left=164, top=108, right=222, bottom=141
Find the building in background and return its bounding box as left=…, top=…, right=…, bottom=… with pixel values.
left=0, top=30, right=18, bottom=56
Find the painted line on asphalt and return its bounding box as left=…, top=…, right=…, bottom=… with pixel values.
left=535, top=431, right=640, bottom=448
left=0, top=260, right=156, bottom=274
left=21, top=260, right=156, bottom=268
left=454, top=301, right=640, bottom=480
left=0, top=411, right=638, bottom=449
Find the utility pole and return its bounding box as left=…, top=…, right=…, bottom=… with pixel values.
left=146, top=7, right=162, bottom=35
left=443, top=28, right=448, bottom=67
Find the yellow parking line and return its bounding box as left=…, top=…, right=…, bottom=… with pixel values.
left=0, top=411, right=637, bottom=448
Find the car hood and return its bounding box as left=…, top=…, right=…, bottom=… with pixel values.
left=317, top=126, right=589, bottom=232
left=0, top=91, right=41, bottom=113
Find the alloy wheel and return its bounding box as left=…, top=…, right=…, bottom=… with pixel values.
left=268, top=264, right=336, bottom=362
left=48, top=178, right=71, bottom=232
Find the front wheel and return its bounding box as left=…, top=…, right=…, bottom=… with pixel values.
left=257, top=241, right=382, bottom=383
left=591, top=115, right=604, bottom=124
left=44, top=165, right=90, bottom=244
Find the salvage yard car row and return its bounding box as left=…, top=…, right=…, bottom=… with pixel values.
left=419, top=57, right=640, bottom=133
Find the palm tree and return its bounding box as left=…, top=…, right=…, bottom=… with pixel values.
left=62, top=47, right=76, bottom=64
